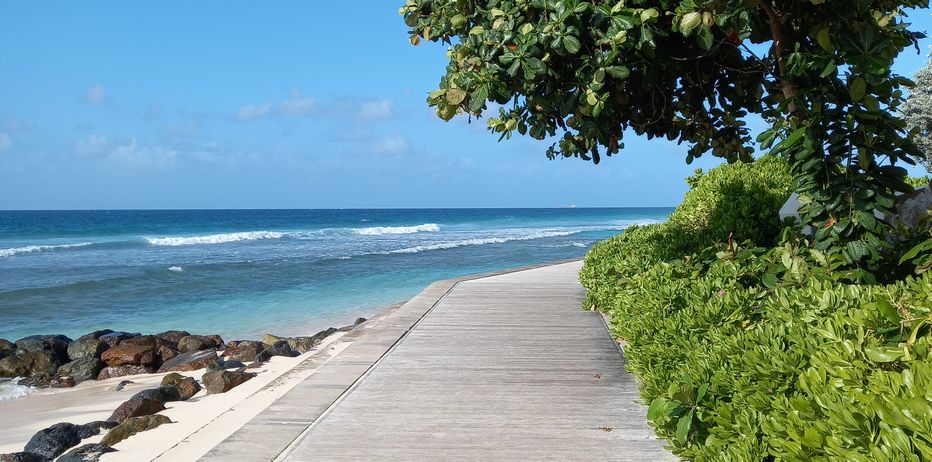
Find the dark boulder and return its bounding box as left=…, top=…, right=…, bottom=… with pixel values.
left=176, top=335, right=223, bottom=353
left=0, top=350, right=60, bottom=378
left=97, top=365, right=154, bottom=381
left=254, top=341, right=298, bottom=363
left=66, top=338, right=107, bottom=362
left=100, top=415, right=171, bottom=447
left=0, top=453, right=44, bottom=462
left=154, top=330, right=190, bottom=344
left=75, top=330, right=114, bottom=342
left=83, top=421, right=117, bottom=432
left=160, top=373, right=201, bottom=400
left=129, top=386, right=182, bottom=404
left=156, top=345, right=179, bottom=363
left=58, top=358, right=104, bottom=384
left=14, top=335, right=72, bottom=362
left=100, top=344, right=155, bottom=367
left=114, top=380, right=133, bottom=391
left=23, top=423, right=98, bottom=460
left=206, top=359, right=245, bottom=373
left=222, top=340, right=265, bottom=362
left=96, top=332, right=139, bottom=349
left=49, top=376, right=77, bottom=388
left=107, top=397, right=165, bottom=423
left=202, top=370, right=255, bottom=394
left=55, top=443, right=115, bottom=462
left=157, top=349, right=217, bottom=373
left=0, top=338, right=14, bottom=352
left=311, top=327, right=339, bottom=340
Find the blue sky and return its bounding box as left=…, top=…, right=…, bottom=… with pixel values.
left=0, top=3, right=930, bottom=210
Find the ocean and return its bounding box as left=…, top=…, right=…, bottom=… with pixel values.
left=0, top=208, right=670, bottom=343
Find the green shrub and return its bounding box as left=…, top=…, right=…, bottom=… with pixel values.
left=602, top=241, right=932, bottom=461
left=580, top=155, right=793, bottom=313
left=581, top=156, right=932, bottom=459
left=669, top=155, right=793, bottom=248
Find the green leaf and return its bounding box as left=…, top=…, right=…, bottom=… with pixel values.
left=697, top=28, right=713, bottom=50
left=450, top=14, right=468, bottom=28
left=762, top=273, right=778, bottom=288
left=874, top=295, right=900, bottom=324
left=675, top=409, right=694, bottom=444
left=849, top=77, right=867, bottom=102
left=865, top=346, right=905, bottom=363
left=680, top=12, right=702, bottom=34
left=816, top=27, right=832, bottom=51
left=563, top=36, right=581, bottom=54
left=605, top=66, right=630, bottom=80
left=445, top=88, right=467, bottom=105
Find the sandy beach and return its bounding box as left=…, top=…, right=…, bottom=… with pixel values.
left=0, top=303, right=402, bottom=461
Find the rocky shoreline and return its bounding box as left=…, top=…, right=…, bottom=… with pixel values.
left=0, top=317, right=365, bottom=462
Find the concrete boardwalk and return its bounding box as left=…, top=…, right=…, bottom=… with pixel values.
left=203, top=261, right=673, bottom=461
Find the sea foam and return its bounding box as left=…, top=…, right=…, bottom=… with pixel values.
left=0, top=243, right=92, bottom=258
left=0, top=378, right=35, bottom=402
left=387, top=229, right=578, bottom=254
left=145, top=231, right=285, bottom=246
left=353, top=223, right=440, bottom=236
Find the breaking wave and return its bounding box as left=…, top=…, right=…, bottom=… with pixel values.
left=145, top=231, right=285, bottom=246
left=0, top=243, right=93, bottom=258
left=353, top=223, right=440, bottom=236
left=387, top=230, right=579, bottom=254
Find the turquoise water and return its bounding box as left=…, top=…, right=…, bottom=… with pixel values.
left=0, top=208, right=670, bottom=341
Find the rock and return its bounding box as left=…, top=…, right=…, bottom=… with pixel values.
left=254, top=341, right=298, bottom=363
left=58, top=358, right=104, bottom=384
left=284, top=337, right=318, bottom=353
left=66, top=338, right=107, bottom=361
left=354, top=317, right=367, bottom=326
left=156, top=345, right=179, bottom=363
left=114, top=380, right=133, bottom=391
left=156, top=349, right=217, bottom=373
left=24, top=423, right=97, bottom=460
left=75, top=330, right=114, bottom=342
left=223, top=340, right=265, bottom=362
left=0, top=350, right=60, bottom=378
left=160, top=373, right=201, bottom=400
left=202, top=370, right=255, bottom=394
left=0, top=338, right=14, bottom=352
left=176, top=335, right=223, bottom=353
left=154, top=330, right=190, bottom=344
left=83, top=421, right=117, bottom=432
left=0, top=453, right=44, bottom=462
left=311, top=327, right=339, bottom=341
left=261, top=334, right=281, bottom=346
left=14, top=335, right=72, bottom=362
left=97, top=365, right=154, bottom=381
left=220, top=359, right=246, bottom=369
left=100, top=344, right=155, bottom=367
left=129, top=386, right=182, bottom=404
left=16, top=375, right=53, bottom=388
left=107, top=397, right=165, bottom=423
left=55, top=443, right=115, bottom=462
left=100, top=415, right=171, bottom=447
left=96, top=332, right=139, bottom=349
left=50, top=376, right=76, bottom=388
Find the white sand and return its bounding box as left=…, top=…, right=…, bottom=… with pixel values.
left=0, top=331, right=354, bottom=461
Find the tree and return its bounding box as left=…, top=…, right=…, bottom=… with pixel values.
left=401, top=0, right=928, bottom=276
left=903, top=55, right=932, bottom=171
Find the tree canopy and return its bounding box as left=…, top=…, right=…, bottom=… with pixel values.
left=402, top=0, right=929, bottom=273
left=903, top=55, right=932, bottom=171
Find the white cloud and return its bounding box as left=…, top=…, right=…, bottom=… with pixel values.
left=236, top=91, right=316, bottom=121
left=74, top=134, right=109, bottom=154
left=371, top=135, right=409, bottom=155
left=358, top=99, right=394, bottom=120
left=84, top=84, right=109, bottom=105
left=72, top=134, right=178, bottom=173
left=107, top=138, right=177, bottom=172
left=0, top=133, right=11, bottom=152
